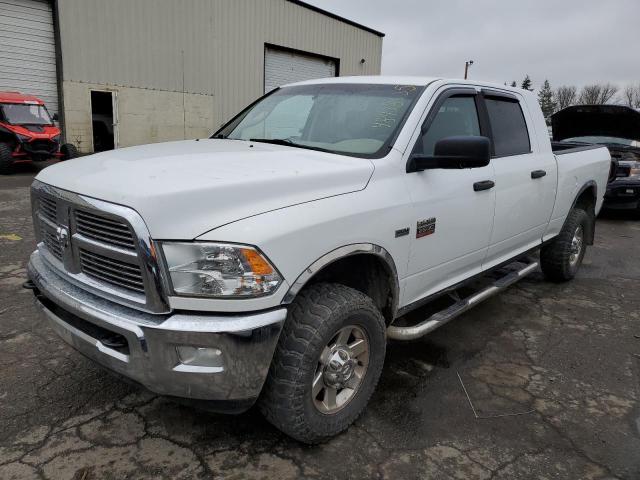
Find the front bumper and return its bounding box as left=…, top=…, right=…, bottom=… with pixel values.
left=27, top=251, right=286, bottom=411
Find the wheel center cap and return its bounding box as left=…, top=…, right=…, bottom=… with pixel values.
left=323, top=348, right=356, bottom=388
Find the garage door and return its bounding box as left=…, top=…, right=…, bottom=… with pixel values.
left=264, top=47, right=337, bottom=93
left=0, top=0, right=58, bottom=115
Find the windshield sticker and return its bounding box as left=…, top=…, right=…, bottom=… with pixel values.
left=393, top=85, right=417, bottom=96
left=371, top=98, right=408, bottom=128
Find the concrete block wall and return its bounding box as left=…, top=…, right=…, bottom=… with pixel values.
left=62, top=81, right=215, bottom=152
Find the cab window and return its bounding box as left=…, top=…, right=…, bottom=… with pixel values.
left=413, top=95, right=481, bottom=155
left=484, top=97, right=531, bottom=157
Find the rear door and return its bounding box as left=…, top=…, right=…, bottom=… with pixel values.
left=481, top=91, right=557, bottom=268
left=402, top=87, right=496, bottom=306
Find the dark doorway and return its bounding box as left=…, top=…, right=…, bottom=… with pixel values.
left=90, top=91, right=115, bottom=152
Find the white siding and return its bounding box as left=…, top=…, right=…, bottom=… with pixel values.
left=0, top=0, right=58, bottom=115
left=264, top=47, right=336, bottom=93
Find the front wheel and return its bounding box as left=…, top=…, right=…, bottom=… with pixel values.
left=0, top=142, right=14, bottom=174
left=540, top=208, right=589, bottom=282
left=259, top=283, right=386, bottom=444
left=60, top=143, right=79, bottom=160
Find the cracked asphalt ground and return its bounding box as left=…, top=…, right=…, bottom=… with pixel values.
left=1, top=165, right=640, bottom=480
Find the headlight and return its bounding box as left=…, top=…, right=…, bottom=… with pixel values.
left=161, top=242, right=282, bottom=298
left=629, top=161, right=640, bottom=178
left=16, top=133, right=31, bottom=143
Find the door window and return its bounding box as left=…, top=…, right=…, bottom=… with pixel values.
left=414, top=95, right=481, bottom=155
left=484, top=97, right=531, bottom=157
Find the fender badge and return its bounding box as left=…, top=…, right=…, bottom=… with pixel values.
left=416, top=218, right=436, bottom=238
left=395, top=227, right=410, bottom=238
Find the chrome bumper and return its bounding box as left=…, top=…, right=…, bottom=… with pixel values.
left=27, top=251, right=286, bottom=410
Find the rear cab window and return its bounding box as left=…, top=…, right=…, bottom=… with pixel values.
left=484, top=96, right=531, bottom=157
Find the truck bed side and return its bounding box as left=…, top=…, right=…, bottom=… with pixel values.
left=543, top=144, right=611, bottom=242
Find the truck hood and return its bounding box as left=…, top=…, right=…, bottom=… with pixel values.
left=551, top=105, right=640, bottom=143
left=36, top=139, right=374, bottom=239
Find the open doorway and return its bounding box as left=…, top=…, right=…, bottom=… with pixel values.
left=90, top=91, right=116, bottom=152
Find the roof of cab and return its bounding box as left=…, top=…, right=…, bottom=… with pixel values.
left=282, top=76, right=530, bottom=95
left=0, top=91, right=45, bottom=105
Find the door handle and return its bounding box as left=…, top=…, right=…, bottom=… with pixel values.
left=531, top=170, right=547, bottom=179
left=473, top=180, right=495, bottom=192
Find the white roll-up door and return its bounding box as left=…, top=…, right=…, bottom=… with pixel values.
left=264, top=47, right=337, bottom=93
left=0, top=0, right=58, bottom=115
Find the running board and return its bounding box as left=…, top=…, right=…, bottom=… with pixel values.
left=387, top=261, right=539, bottom=341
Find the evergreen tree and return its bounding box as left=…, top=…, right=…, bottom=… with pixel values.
left=521, top=75, right=533, bottom=91
left=510, top=81, right=517, bottom=87
left=538, top=79, right=557, bottom=119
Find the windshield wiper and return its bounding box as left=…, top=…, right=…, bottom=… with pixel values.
left=249, top=138, right=333, bottom=154
left=249, top=138, right=298, bottom=146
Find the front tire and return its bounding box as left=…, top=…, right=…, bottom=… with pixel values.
left=540, top=208, right=589, bottom=282
left=60, top=143, right=79, bottom=160
left=259, top=283, right=386, bottom=444
left=0, top=142, right=14, bottom=174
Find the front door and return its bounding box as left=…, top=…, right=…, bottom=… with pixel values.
left=402, top=88, right=496, bottom=307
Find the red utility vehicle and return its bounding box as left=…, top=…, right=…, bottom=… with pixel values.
left=0, top=91, right=78, bottom=174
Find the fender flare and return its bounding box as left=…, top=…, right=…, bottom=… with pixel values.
left=570, top=180, right=597, bottom=211
left=281, top=243, right=400, bottom=317
left=566, top=180, right=598, bottom=245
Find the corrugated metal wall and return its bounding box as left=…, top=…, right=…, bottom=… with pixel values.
left=56, top=0, right=382, bottom=127
left=0, top=0, right=58, bottom=115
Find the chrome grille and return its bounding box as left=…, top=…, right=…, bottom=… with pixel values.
left=39, top=196, right=57, bottom=223
left=75, top=210, right=136, bottom=250
left=42, top=227, right=63, bottom=261
left=31, top=180, right=169, bottom=313
left=79, top=249, right=145, bottom=293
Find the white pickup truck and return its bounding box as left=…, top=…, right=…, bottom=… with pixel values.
left=27, top=77, right=611, bottom=443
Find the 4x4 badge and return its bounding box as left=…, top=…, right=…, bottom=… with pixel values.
left=416, top=218, right=436, bottom=238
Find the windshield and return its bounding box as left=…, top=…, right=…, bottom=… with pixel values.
left=0, top=103, right=53, bottom=125
left=563, top=136, right=640, bottom=148
left=216, top=83, right=424, bottom=158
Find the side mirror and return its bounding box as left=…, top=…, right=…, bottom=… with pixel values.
left=407, top=136, right=491, bottom=172
left=52, top=113, right=59, bottom=122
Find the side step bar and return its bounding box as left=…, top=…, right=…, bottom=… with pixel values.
left=387, top=261, right=539, bottom=341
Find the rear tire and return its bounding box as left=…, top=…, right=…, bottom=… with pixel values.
left=60, top=143, right=79, bottom=160
left=259, top=283, right=386, bottom=444
left=0, top=142, right=14, bottom=174
left=540, top=208, right=589, bottom=282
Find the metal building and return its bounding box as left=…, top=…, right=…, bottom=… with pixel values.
left=0, top=0, right=383, bottom=153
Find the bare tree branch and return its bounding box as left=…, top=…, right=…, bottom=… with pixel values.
left=598, top=83, right=618, bottom=104
left=578, top=85, right=601, bottom=104
left=555, top=86, right=577, bottom=110
left=623, top=85, right=635, bottom=107
left=577, top=84, right=618, bottom=105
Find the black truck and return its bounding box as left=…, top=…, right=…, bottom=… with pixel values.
left=552, top=105, right=640, bottom=215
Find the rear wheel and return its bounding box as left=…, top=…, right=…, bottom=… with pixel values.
left=540, top=208, right=589, bottom=281
left=0, top=142, right=14, bottom=174
left=60, top=143, right=79, bottom=160
left=259, top=283, right=386, bottom=444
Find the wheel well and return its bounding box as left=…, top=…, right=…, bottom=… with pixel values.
left=573, top=185, right=596, bottom=244
left=304, top=254, right=397, bottom=324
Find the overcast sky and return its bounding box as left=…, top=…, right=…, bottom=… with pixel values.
left=306, top=0, right=639, bottom=91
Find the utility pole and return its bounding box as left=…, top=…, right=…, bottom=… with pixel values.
left=464, top=60, right=474, bottom=80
